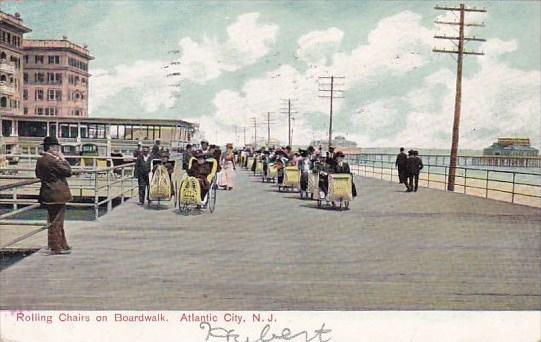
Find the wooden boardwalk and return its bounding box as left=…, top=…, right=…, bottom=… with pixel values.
left=0, top=170, right=540, bottom=310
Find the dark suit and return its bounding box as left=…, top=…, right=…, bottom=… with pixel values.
left=188, top=161, right=212, bottom=201
left=395, top=152, right=408, bottom=184
left=135, top=154, right=151, bottom=203
left=407, top=156, right=424, bottom=191
left=35, top=152, right=73, bottom=252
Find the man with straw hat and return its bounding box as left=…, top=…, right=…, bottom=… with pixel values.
left=35, top=136, right=73, bottom=255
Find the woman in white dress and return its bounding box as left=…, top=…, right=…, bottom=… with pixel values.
left=219, top=143, right=236, bottom=190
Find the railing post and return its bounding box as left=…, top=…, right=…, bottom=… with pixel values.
left=444, top=166, right=448, bottom=190
left=121, top=167, right=125, bottom=203
left=94, top=158, right=99, bottom=220
left=107, top=168, right=112, bottom=213
left=511, top=172, right=516, bottom=204
left=427, top=165, right=430, bottom=188
left=380, top=161, right=383, bottom=180
left=485, top=169, right=489, bottom=198
left=13, top=186, right=18, bottom=211
left=463, top=168, right=467, bottom=194
left=130, top=165, right=135, bottom=198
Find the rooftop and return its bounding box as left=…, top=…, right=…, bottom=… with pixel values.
left=0, top=10, right=32, bottom=33
left=23, top=39, right=94, bottom=60
left=1, top=113, right=196, bottom=128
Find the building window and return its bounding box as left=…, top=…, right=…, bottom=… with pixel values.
left=35, top=55, right=44, bottom=64
left=0, top=97, right=7, bottom=108
left=35, top=89, right=44, bottom=101
left=23, top=107, right=28, bottom=115
left=35, top=107, right=44, bottom=115
left=23, top=89, right=28, bottom=101
left=23, top=73, right=28, bottom=84
left=45, top=107, right=58, bottom=116
left=2, top=120, right=12, bottom=137
left=47, top=55, right=60, bottom=64
left=47, top=89, right=62, bottom=101
left=35, top=72, right=45, bottom=83
left=23, top=55, right=29, bottom=64
left=18, top=121, right=48, bottom=137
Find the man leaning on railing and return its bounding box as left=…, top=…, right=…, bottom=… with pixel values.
left=35, top=136, right=73, bottom=255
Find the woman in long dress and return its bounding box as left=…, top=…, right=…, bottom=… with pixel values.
left=220, top=143, right=236, bottom=190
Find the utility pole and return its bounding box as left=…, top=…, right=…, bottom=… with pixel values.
left=433, top=4, right=486, bottom=191
left=249, top=117, right=261, bottom=148
left=280, top=99, right=298, bottom=147
left=261, top=112, right=277, bottom=147
left=318, top=76, right=345, bottom=150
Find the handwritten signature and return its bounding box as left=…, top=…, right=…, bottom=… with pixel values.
left=200, top=322, right=332, bottom=342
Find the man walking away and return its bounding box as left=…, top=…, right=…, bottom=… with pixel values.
left=135, top=145, right=151, bottom=205
left=35, top=136, right=73, bottom=255
left=407, top=150, right=424, bottom=192
left=395, top=147, right=408, bottom=187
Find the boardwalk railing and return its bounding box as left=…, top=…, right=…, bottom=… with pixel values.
left=345, top=154, right=541, bottom=208
left=0, top=156, right=137, bottom=250
left=354, top=153, right=541, bottom=168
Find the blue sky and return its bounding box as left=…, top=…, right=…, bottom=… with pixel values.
left=2, top=0, right=540, bottom=148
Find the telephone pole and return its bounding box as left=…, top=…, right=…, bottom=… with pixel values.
left=433, top=4, right=486, bottom=191
left=280, top=99, right=298, bottom=147
left=249, top=117, right=261, bottom=148
left=318, top=76, right=345, bottom=150
left=262, top=112, right=277, bottom=147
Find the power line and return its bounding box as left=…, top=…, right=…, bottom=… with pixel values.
left=433, top=3, right=486, bottom=192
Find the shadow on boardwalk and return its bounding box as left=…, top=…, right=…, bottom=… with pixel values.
left=1, top=171, right=540, bottom=310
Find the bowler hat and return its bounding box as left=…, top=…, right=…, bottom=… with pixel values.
left=334, top=151, right=345, bottom=158
left=41, top=136, right=60, bottom=146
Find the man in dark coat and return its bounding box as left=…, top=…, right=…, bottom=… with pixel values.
left=333, top=151, right=357, bottom=197
left=134, top=145, right=150, bottom=204
left=395, top=147, right=408, bottom=187
left=35, top=136, right=73, bottom=255
left=187, top=150, right=212, bottom=203
left=182, top=144, right=193, bottom=170
left=407, top=150, right=424, bottom=192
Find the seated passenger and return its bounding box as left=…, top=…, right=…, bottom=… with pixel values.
left=332, top=151, right=357, bottom=198
left=187, top=150, right=212, bottom=202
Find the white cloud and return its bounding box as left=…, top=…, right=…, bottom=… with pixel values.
left=89, top=13, right=278, bottom=115
left=363, top=38, right=541, bottom=149
left=174, top=12, right=278, bottom=84
left=89, top=60, right=177, bottom=114
left=328, top=11, right=434, bottom=86
left=296, top=27, right=344, bottom=64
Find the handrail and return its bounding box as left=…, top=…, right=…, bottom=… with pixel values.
left=345, top=154, right=541, bottom=207
left=0, top=179, right=40, bottom=191
left=0, top=160, right=138, bottom=250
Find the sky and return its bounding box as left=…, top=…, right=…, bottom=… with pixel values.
left=2, top=0, right=540, bottom=149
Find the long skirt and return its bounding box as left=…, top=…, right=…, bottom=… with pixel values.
left=219, top=161, right=235, bottom=188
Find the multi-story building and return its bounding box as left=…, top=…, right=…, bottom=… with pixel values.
left=22, top=38, right=93, bottom=118
left=1, top=10, right=197, bottom=157
left=0, top=11, right=31, bottom=118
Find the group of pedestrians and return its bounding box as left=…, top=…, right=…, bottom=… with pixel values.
left=241, top=145, right=357, bottom=199
left=395, top=147, right=424, bottom=192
